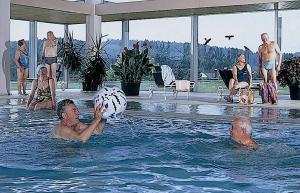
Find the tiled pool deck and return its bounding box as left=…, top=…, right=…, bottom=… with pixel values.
left=1, top=89, right=299, bottom=126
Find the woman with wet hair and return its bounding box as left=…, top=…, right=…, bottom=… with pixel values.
left=42, top=31, right=58, bottom=89
left=26, top=64, right=56, bottom=111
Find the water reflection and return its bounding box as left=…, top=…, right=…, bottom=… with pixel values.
left=260, top=108, right=279, bottom=123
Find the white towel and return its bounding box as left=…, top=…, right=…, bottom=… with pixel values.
left=161, top=65, right=175, bottom=86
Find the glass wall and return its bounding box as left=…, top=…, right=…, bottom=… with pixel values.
left=102, top=21, right=122, bottom=66
left=279, top=10, right=300, bottom=60
left=10, top=20, right=29, bottom=82
left=198, top=11, right=275, bottom=79
left=129, top=17, right=191, bottom=79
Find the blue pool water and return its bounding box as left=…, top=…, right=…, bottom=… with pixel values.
left=0, top=99, right=300, bottom=192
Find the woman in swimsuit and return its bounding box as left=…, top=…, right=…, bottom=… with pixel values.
left=42, top=31, right=58, bottom=89
left=224, top=54, right=252, bottom=103
left=26, top=64, right=56, bottom=111
left=14, top=39, right=29, bottom=95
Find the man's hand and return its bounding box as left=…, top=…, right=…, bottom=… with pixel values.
left=94, top=105, right=105, bottom=121
left=276, top=65, right=281, bottom=72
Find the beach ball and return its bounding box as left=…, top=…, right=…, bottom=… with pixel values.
left=93, top=87, right=127, bottom=119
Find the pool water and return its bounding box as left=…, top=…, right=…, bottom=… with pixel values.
left=0, top=99, right=299, bottom=192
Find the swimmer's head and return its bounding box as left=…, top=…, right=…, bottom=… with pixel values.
left=56, top=99, right=75, bottom=120
left=231, top=116, right=252, bottom=135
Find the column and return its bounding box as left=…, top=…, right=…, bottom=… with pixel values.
left=29, top=21, right=38, bottom=78
left=85, top=0, right=103, bottom=48
left=0, top=0, right=10, bottom=95
left=190, top=15, right=199, bottom=91
left=64, top=24, right=69, bottom=89
left=274, top=2, right=282, bottom=49
left=122, top=20, right=129, bottom=48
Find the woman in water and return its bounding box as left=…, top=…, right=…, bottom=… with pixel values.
left=26, top=64, right=56, bottom=111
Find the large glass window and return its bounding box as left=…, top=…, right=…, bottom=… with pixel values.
left=130, top=17, right=191, bottom=79
left=279, top=10, right=300, bottom=59
left=102, top=21, right=122, bottom=66
left=198, top=11, right=275, bottom=78
left=10, top=20, right=29, bottom=83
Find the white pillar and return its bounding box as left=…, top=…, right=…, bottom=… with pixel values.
left=64, top=24, right=69, bottom=89
left=190, top=15, right=199, bottom=91
left=29, top=21, right=38, bottom=78
left=0, top=0, right=10, bottom=95
left=85, top=0, right=103, bottom=48
left=274, top=2, right=282, bottom=49
left=122, top=20, right=129, bottom=48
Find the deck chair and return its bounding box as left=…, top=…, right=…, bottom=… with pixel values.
left=149, top=65, right=195, bottom=100
left=217, top=69, right=260, bottom=102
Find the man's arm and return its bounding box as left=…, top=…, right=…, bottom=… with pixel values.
left=274, top=43, right=282, bottom=72
left=69, top=105, right=105, bottom=142
left=93, top=119, right=107, bottom=135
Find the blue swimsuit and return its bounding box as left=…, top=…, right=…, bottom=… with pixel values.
left=19, top=51, right=29, bottom=69
left=262, top=60, right=275, bottom=70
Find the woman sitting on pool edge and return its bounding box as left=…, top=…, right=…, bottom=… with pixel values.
left=26, top=64, right=56, bottom=111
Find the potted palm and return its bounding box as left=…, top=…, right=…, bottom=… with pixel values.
left=80, top=35, right=108, bottom=91
left=59, top=33, right=107, bottom=91
left=111, top=42, right=152, bottom=96
left=58, top=32, right=83, bottom=72
left=277, top=56, right=300, bottom=100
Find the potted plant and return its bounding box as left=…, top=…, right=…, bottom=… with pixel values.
left=80, top=35, right=108, bottom=91
left=111, top=42, right=153, bottom=96
left=277, top=56, right=300, bottom=100
left=58, top=32, right=83, bottom=72
left=59, top=32, right=107, bottom=91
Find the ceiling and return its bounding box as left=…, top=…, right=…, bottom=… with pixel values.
left=10, top=0, right=300, bottom=24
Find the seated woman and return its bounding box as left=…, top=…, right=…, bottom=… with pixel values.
left=26, top=64, right=56, bottom=111
left=224, top=54, right=252, bottom=103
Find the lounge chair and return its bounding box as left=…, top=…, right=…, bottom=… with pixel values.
left=217, top=69, right=260, bottom=102
left=149, top=65, right=195, bottom=100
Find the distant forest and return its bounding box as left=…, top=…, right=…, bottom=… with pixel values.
left=9, top=39, right=298, bottom=81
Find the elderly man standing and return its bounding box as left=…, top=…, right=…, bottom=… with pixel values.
left=258, top=33, right=282, bottom=104
left=230, top=116, right=257, bottom=149
left=52, top=99, right=106, bottom=142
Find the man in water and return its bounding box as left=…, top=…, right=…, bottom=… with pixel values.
left=258, top=32, right=282, bottom=84
left=52, top=99, right=106, bottom=142
left=230, top=116, right=257, bottom=148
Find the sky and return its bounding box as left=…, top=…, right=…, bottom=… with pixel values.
left=10, top=9, right=300, bottom=53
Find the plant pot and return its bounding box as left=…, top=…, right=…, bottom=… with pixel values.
left=121, top=82, right=141, bottom=96
left=289, top=85, right=300, bottom=100
left=82, top=81, right=98, bottom=92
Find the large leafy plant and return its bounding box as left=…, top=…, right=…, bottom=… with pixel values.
left=58, top=32, right=84, bottom=71
left=112, top=44, right=152, bottom=83
left=80, top=35, right=108, bottom=87
left=277, top=57, right=300, bottom=87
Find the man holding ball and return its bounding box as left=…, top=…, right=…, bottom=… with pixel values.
left=52, top=99, right=106, bottom=142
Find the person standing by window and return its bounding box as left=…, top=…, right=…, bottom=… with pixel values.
left=14, top=39, right=29, bottom=95
left=42, top=31, right=58, bottom=89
